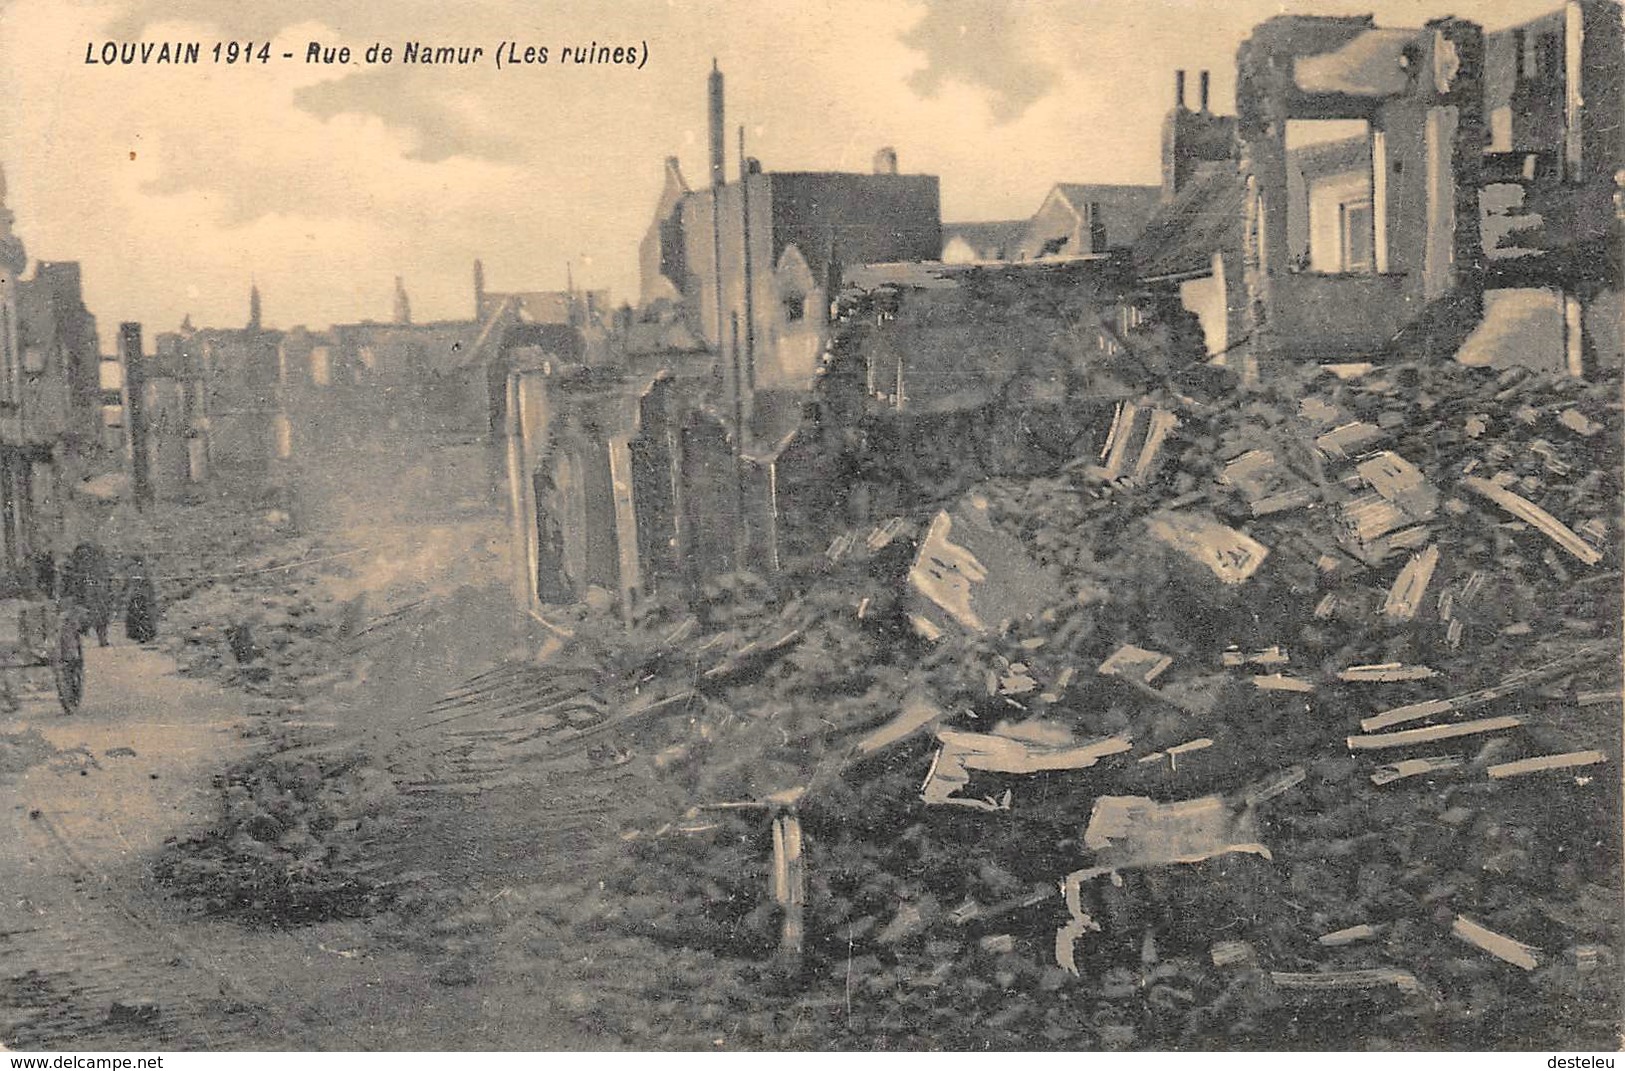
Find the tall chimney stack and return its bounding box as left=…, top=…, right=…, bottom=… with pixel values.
left=1199, top=70, right=1210, bottom=113
left=120, top=322, right=153, bottom=508
left=708, top=60, right=726, bottom=189
left=1175, top=69, right=1186, bottom=111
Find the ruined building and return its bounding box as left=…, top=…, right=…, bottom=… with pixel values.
left=264, top=269, right=601, bottom=526
left=505, top=61, right=946, bottom=618
left=138, top=329, right=212, bottom=497
left=1465, top=0, right=1624, bottom=372
left=0, top=168, right=110, bottom=578
left=502, top=4, right=1624, bottom=627
left=503, top=62, right=1178, bottom=623
left=0, top=169, right=46, bottom=577
left=181, top=288, right=284, bottom=481
left=1133, top=70, right=1247, bottom=361
left=18, top=262, right=103, bottom=471
left=1130, top=1, right=1623, bottom=383
left=1015, top=182, right=1160, bottom=261
left=1232, top=13, right=1489, bottom=382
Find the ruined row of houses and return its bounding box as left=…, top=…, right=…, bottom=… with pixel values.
left=497, top=1, right=1623, bottom=632
left=0, top=167, right=112, bottom=591
left=106, top=264, right=605, bottom=517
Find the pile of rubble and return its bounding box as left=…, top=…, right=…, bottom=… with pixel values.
left=146, top=357, right=1617, bottom=1047
left=0, top=728, right=54, bottom=777
left=495, top=357, right=1621, bottom=1048
left=158, top=538, right=366, bottom=702
left=154, top=736, right=400, bottom=923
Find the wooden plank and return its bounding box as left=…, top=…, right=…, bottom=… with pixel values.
left=855, top=693, right=942, bottom=756
left=1271, top=968, right=1422, bottom=995
left=1318, top=924, right=1379, bottom=946
left=1361, top=640, right=1615, bottom=732
left=1254, top=673, right=1314, bottom=693
left=1452, top=915, right=1540, bottom=970
left=1463, top=476, right=1603, bottom=565
left=1338, top=663, right=1438, bottom=682
left=1382, top=545, right=1440, bottom=623
left=1371, top=755, right=1462, bottom=785
left=1348, top=715, right=1521, bottom=751
left=1487, top=750, right=1606, bottom=779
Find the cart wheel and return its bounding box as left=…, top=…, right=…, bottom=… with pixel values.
left=55, top=628, right=83, bottom=715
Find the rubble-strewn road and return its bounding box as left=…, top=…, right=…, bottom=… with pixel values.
left=0, top=639, right=277, bottom=1048
left=0, top=484, right=550, bottom=1051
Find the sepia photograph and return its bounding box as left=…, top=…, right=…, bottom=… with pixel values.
left=0, top=0, right=1620, bottom=1054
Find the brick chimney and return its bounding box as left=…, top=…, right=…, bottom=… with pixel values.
left=873, top=146, right=898, bottom=175
left=1161, top=69, right=1237, bottom=202
left=708, top=60, right=725, bottom=189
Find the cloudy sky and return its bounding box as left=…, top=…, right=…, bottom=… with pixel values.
left=0, top=0, right=1557, bottom=338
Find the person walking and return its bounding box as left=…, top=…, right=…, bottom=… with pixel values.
left=123, top=555, right=158, bottom=644
left=28, top=550, right=56, bottom=599
left=62, top=542, right=114, bottom=647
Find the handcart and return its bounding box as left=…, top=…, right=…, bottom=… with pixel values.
left=0, top=596, right=85, bottom=715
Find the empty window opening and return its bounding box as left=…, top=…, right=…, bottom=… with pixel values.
left=1286, top=119, right=1378, bottom=274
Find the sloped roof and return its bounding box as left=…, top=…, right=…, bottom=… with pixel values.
left=1132, top=162, right=1246, bottom=283
left=459, top=295, right=583, bottom=369
left=1053, top=183, right=1161, bottom=212
left=1287, top=134, right=1368, bottom=180
left=942, top=220, right=1028, bottom=256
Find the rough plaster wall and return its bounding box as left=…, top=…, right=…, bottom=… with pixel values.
left=1381, top=96, right=1429, bottom=288
left=1179, top=262, right=1229, bottom=355
left=680, top=418, right=738, bottom=583
left=1584, top=290, right=1624, bottom=369
left=1293, top=28, right=1417, bottom=95
left=1425, top=106, right=1461, bottom=302
left=770, top=319, right=823, bottom=389
left=629, top=384, right=682, bottom=598
left=577, top=436, right=623, bottom=596
left=1455, top=286, right=1566, bottom=371
left=1269, top=272, right=1410, bottom=360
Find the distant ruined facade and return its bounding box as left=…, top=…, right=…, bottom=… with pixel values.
left=501, top=2, right=1623, bottom=629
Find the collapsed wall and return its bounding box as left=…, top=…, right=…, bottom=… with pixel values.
left=771, top=259, right=1184, bottom=564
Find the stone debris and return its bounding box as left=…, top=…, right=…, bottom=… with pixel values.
left=152, top=351, right=1622, bottom=1050
left=908, top=496, right=1054, bottom=635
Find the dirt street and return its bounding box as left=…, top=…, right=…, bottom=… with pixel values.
left=0, top=638, right=275, bottom=1047
left=0, top=485, right=553, bottom=1050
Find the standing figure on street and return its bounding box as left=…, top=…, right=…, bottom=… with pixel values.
left=123, top=555, right=158, bottom=644
left=62, top=541, right=114, bottom=647
left=28, top=550, right=56, bottom=599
